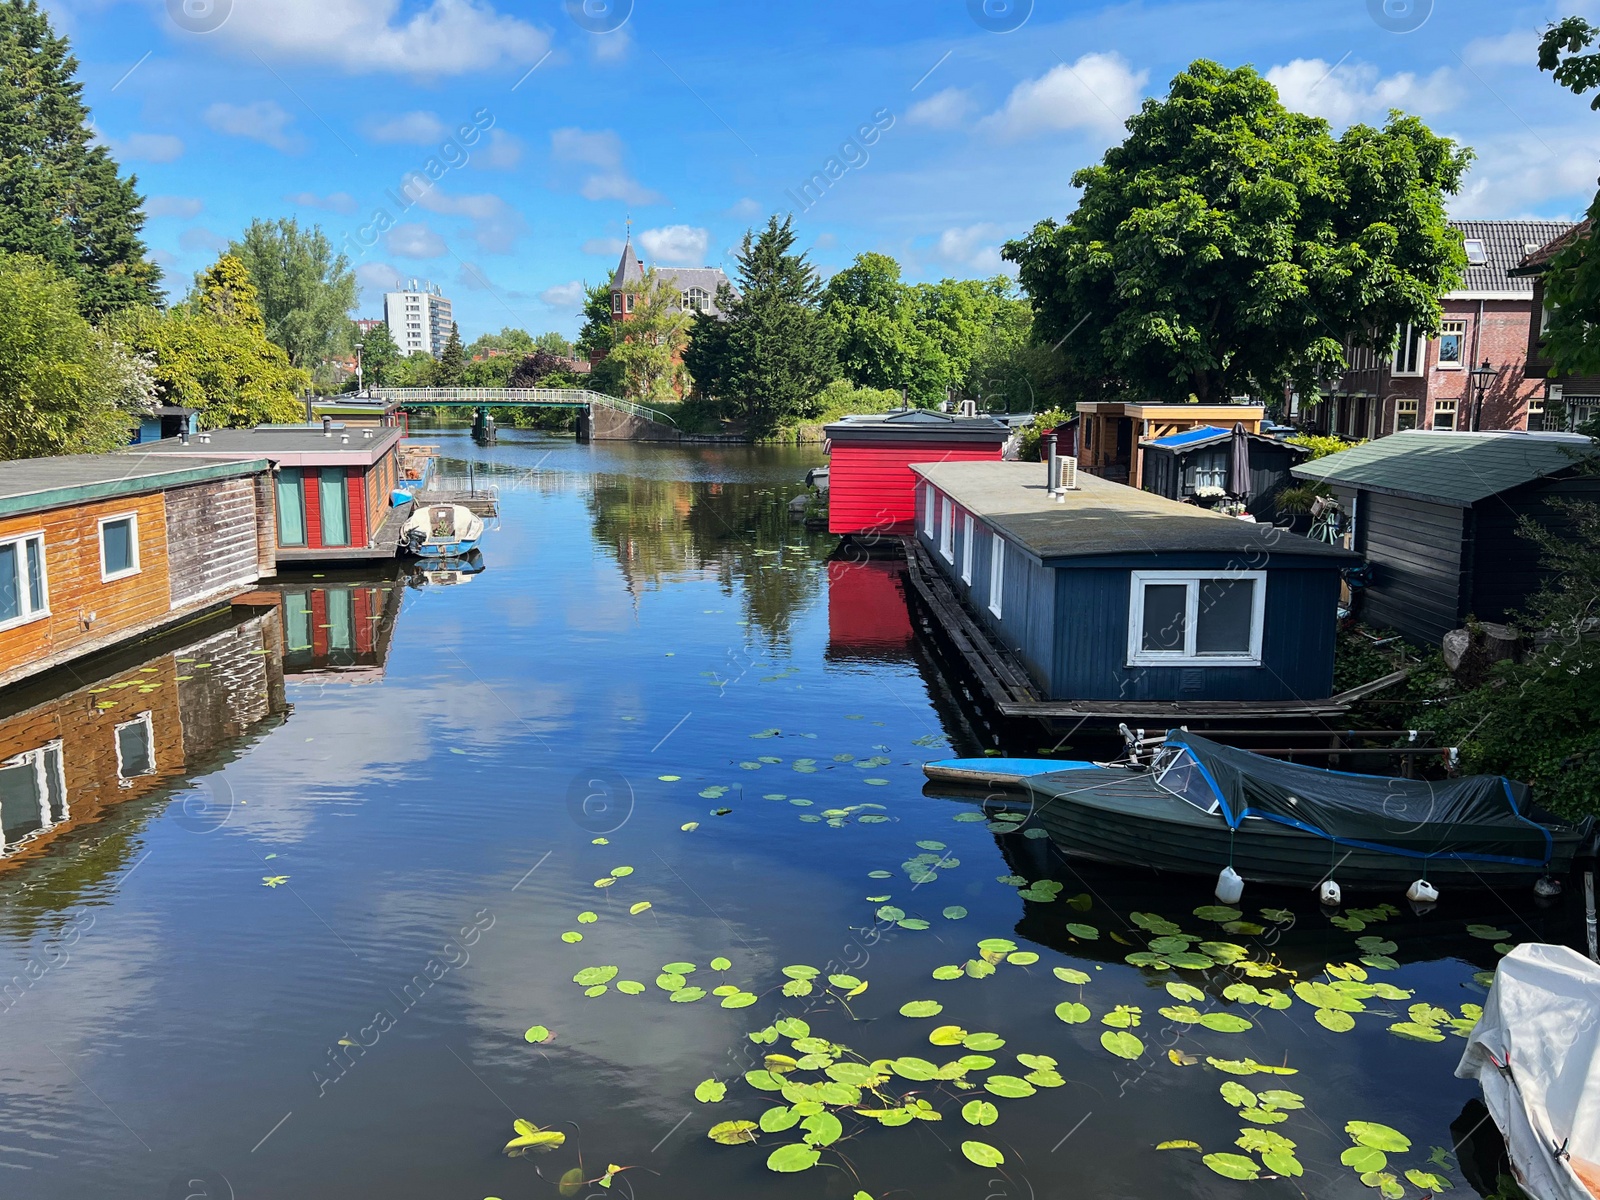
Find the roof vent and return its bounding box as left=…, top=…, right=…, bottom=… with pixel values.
left=363, top=428, right=373, bottom=438
left=340, top=433, right=350, bottom=444
left=198, top=432, right=211, bottom=444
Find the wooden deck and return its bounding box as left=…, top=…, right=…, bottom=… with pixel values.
left=900, top=536, right=1353, bottom=724
left=411, top=490, right=499, bottom=516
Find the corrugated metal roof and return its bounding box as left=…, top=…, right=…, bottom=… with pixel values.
left=1449, top=220, right=1577, bottom=295
left=1292, top=430, right=1595, bottom=506
left=912, top=460, right=1355, bottom=563
left=1148, top=425, right=1229, bottom=448
left=0, top=452, right=266, bottom=515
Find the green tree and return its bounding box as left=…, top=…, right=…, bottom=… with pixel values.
left=436, top=322, right=465, bottom=385
left=535, top=330, right=574, bottom=357
left=0, top=1, right=160, bottom=317
left=607, top=267, right=694, bottom=405
left=465, top=325, right=536, bottom=360
left=112, top=253, right=308, bottom=429
left=1004, top=60, right=1472, bottom=406
left=225, top=217, right=357, bottom=370
left=0, top=254, right=145, bottom=458
left=1533, top=17, right=1600, bottom=375
left=693, top=215, right=836, bottom=437
left=575, top=281, right=615, bottom=360
left=823, top=252, right=925, bottom=394
left=388, top=350, right=436, bottom=387
left=357, top=321, right=398, bottom=387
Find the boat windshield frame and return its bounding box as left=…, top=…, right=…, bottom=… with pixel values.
left=1153, top=746, right=1223, bottom=815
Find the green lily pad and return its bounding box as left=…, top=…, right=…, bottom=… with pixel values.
left=765, top=1143, right=820, bottom=1173
left=707, top=1120, right=757, bottom=1145
left=900, top=1000, right=943, bottom=1018
left=670, top=986, right=706, bottom=1003
left=961, top=1100, right=998, bottom=1126
left=961, top=1140, right=1005, bottom=1168
left=1203, top=1153, right=1260, bottom=1180
left=1055, top=1001, right=1091, bottom=1024
left=695, top=1079, right=726, bottom=1103
left=523, top=1025, right=551, bottom=1043
left=1347, top=1121, right=1411, bottom=1152
left=984, top=1075, right=1035, bottom=1099
left=1100, top=1031, right=1142, bottom=1059
left=1342, top=1145, right=1388, bottom=1173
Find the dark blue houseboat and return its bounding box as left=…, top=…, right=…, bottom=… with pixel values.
left=907, top=460, right=1359, bottom=718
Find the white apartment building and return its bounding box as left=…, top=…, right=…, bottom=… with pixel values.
left=383, top=281, right=454, bottom=357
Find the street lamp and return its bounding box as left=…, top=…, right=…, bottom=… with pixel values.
left=1469, top=360, right=1496, bottom=431
left=355, top=342, right=364, bottom=394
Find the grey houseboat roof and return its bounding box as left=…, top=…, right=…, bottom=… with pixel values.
left=1293, top=431, right=1596, bottom=506
left=0, top=452, right=268, bottom=518
left=131, top=425, right=403, bottom=467
left=912, top=460, right=1357, bottom=565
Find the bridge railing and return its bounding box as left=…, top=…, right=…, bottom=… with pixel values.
left=367, top=388, right=676, bottom=426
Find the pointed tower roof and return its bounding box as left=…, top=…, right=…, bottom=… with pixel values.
left=611, top=232, right=644, bottom=289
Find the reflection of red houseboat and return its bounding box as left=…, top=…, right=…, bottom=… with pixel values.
left=239, top=576, right=404, bottom=685
left=826, top=559, right=913, bottom=663
left=824, top=411, right=1010, bottom=536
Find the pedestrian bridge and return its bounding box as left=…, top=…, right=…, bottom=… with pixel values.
left=368, top=387, right=676, bottom=426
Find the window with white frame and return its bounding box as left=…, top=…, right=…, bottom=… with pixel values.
left=1436, top=320, right=1465, bottom=368
left=1432, top=397, right=1458, bottom=431
left=922, top=485, right=935, bottom=537
left=1395, top=398, right=1419, bottom=432
left=960, top=514, right=974, bottom=584
left=1127, top=571, right=1266, bottom=667
left=0, top=740, right=65, bottom=850
left=114, top=712, right=156, bottom=779
left=99, top=514, right=140, bottom=581
left=1391, top=323, right=1424, bottom=376
left=1527, top=395, right=1546, bottom=432
left=988, top=535, right=1005, bottom=618
left=1463, top=239, right=1488, bottom=266
left=939, top=498, right=955, bottom=561
left=0, top=533, right=48, bottom=629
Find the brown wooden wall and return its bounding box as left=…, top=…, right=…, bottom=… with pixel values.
left=165, top=477, right=263, bottom=607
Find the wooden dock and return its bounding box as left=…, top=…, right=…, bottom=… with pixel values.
left=412, top=490, right=498, bottom=517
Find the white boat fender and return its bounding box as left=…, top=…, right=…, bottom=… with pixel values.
left=1318, top=880, right=1341, bottom=907
left=1406, top=879, right=1439, bottom=904
left=1215, top=866, right=1244, bottom=905
left=1533, top=875, right=1563, bottom=898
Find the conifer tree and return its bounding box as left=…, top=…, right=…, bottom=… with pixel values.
left=437, top=322, right=466, bottom=384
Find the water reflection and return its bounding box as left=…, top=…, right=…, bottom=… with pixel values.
left=267, top=573, right=406, bottom=684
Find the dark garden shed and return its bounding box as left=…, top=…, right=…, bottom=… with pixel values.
left=1141, top=426, right=1311, bottom=524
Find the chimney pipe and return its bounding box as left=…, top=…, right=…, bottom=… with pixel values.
left=323, top=415, right=333, bottom=437
left=1047, top=431, right=1062, bottom=495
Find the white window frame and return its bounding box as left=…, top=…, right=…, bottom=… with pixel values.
left=0, top=739, right=66, bottom=849
left=113, top=711, right=156, bottom=780
left=98, top=512, right=141, bottom=582
left=1394, top=398, right=1419, bottom=433
left=988, top=535, right=1006, bottom=618
left=960, top=514, right=974, bottom=584
left=1435, top=319, right=1466, bottom=369
left=0, top=531, right=49, bottom=631
left=1126, top=570, right=1266, bottom=668
left=1432, top=397, right=1458, bottom=431
left=922, top=485, right=935, bottom=538
left=939, top=497, right=955, bottom=562
left=1391, top=323, right=1424, bottom=377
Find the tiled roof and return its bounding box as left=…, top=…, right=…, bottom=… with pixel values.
left=1448, top=220, right=1578, bottom=296
left=610, top=240, right=644, bottom=288
left=1292, top=430, right=1596, bottom=506
left=1511, top=219, right=1592, bottom=276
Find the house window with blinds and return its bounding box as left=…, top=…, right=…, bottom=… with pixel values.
left=1395, top=398, right=1419, bottom=432
left=1432, top=398, right=1458, bottom=431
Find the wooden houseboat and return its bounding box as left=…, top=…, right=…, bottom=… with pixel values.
left=824, top=410, right=1011, bottom=536
left=309, top=396, right=405, bottom=431
left=132, top=426, right=407, bottom=564
left=1073, top=402, right=1266, bottom=488
left=906, top=460, right=1359, bottom=721
left=1293, top=430, right=1600, bottom=646
left=1140, top=425, right=1311, bottom=524
left=0, top=453, right=276, bottom=691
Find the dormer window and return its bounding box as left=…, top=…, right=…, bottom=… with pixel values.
left=1463, top=239, right=1487, bottom=266
left=686, top=287, right=710, bottom=312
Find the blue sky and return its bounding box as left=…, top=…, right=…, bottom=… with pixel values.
left=45, top=0, right=1600, bottom=340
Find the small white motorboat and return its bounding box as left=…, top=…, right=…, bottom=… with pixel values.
left=1456, top=943, right=1600, bottom=1199
left=399, top=503, right=484, bottom=558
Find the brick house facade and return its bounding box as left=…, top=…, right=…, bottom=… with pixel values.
left=1515, top=220, right=1600, bottom=432
left=1298, top=220, right=1575, bottom=439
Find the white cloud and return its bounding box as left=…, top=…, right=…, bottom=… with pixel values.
left=936, top=223, right=1011, bottom=273
left=1452, top=134, right=1600, bottom=217
left=114, top=132, right=184, bottom=162
left=984, top=53, right=1147, bottom=140
left=638, top=224, right=710, bottom=265
left=356, top=261, right=405, bottom=294
left=1463, top=28, right=1541, bottom=68
left=591, top=26, right=631, bottom=63
left=583, top=236, right=626, bottom=257
left=550, top=127, right=662, bottom=204
left=1265, top=59, right=1461, bottom=127
left=386, top=223, right=448, bottom=258
left=146, top=195, right=202, bottom=219
left=907, top=87, right=976, bottom=130
left=454, top=261, right=498, bottom=292
left=726, top=197, right=763, bottom=219
left=414, top=189, right=526, bottom=253
left=540, top=280, right=585, bottom=309
left=204, top=0, right=552, bottom=76
left=285, top=191, right=360, bottom=214
left=366, top=111, right=449, bottom=144
left=204, top=101, right=302, bottom=153
left=178, top=226, right=228, bottom=255
left=475, top=128, right=523, bottom=169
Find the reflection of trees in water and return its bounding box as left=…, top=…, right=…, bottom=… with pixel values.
left=586, top=473, right=826, bottom=646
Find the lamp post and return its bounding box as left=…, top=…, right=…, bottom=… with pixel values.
left=355, top=342, right=364, bottom=394
left=1469, top=360, right=1496, bottom=431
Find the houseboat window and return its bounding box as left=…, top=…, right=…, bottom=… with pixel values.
left=922, top=486, right=935, bottom=538
left=319, top=469, right=351, bottom=547
left=283, top=592, right=313, bottom=652
left=1395, top=398, right=1419, bottom=432
left=1436, top=320, right=1465, bottom=367
left=0, top=742, right=63, bottom=847
left=961, top=514, right=974, bottom=584
left=939, top=498, right=955, bottom=561
left=1391, top=323, right=1423, bottom=376
left=277, top=468, right=307, bottom=546
left=114, top=713, right=155, bottom=779
left=99, top=515, right=139, bottom=581
left=42, top=744, right=65, bottom=822
left=1128, top=571, right=1266, bottom=666
left=0, top=534, right=48, bottom=627
left=1155, top=749, right=1222, bottom=815
left=327, top=588, right=355, bottom=653
left=1432, top=397, right=1458, bottom=431
left=988, top=536, right=1005, bottom=618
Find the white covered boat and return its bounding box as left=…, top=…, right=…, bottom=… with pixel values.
left=399, top=503, right=484, bottom=558
left=1456, top=943, right=1600, bottom=1199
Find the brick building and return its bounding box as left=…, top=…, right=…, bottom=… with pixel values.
left=1300, top=220, right=1575, bottom=439
left=607, top=235, right=735, bottom=324
left=1515, top=220, right=1600, bottom=432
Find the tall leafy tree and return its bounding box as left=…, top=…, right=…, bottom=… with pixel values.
left=0, top=1, right=159, bottom=316
left=693, top=215, right=836, bottom=436
left=823, top=252, right=925, bottom=394
left=608, top=267, right=694, bottom=405
left=466, top=325, right=536, bottom=360
left=534, top=330, right=574, bottom=357
left=1004, top=60, right=1471, bottom=405
left=225, top=217, right=357, bottom=370
left=436, top=322, right=465, bottom=385
left=358, top=320, right=399, bottom=387
left=575, top=281, right=615, bottom=359
left=0, top=254, right=146, bottom=458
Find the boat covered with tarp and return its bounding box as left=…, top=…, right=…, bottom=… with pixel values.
left=1457, top=943, right=1600, bottom=1199
left=922, top=731, right=1590, bottom=889
left=399, top=503, right=484, bottom=558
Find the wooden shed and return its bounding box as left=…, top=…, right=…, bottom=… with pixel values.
left=1293, top=430, right=1600, bottom=646
left=0, top=453, right=275, bottom=690
left=132, top=426, right=406, bottom=563
left=1075, top=402, right=1266, bottom=488
left=824, top=410, right=1010, bottom=536
left=910, top=460, right=1357, bottom=708
left=1141, top=426, right=1310, bottom=525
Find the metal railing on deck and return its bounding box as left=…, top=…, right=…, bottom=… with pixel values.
left=367, top=388, right=676, bottom=426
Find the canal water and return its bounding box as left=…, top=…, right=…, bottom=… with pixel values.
left=0, top=433, right=1575, bottom=1199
